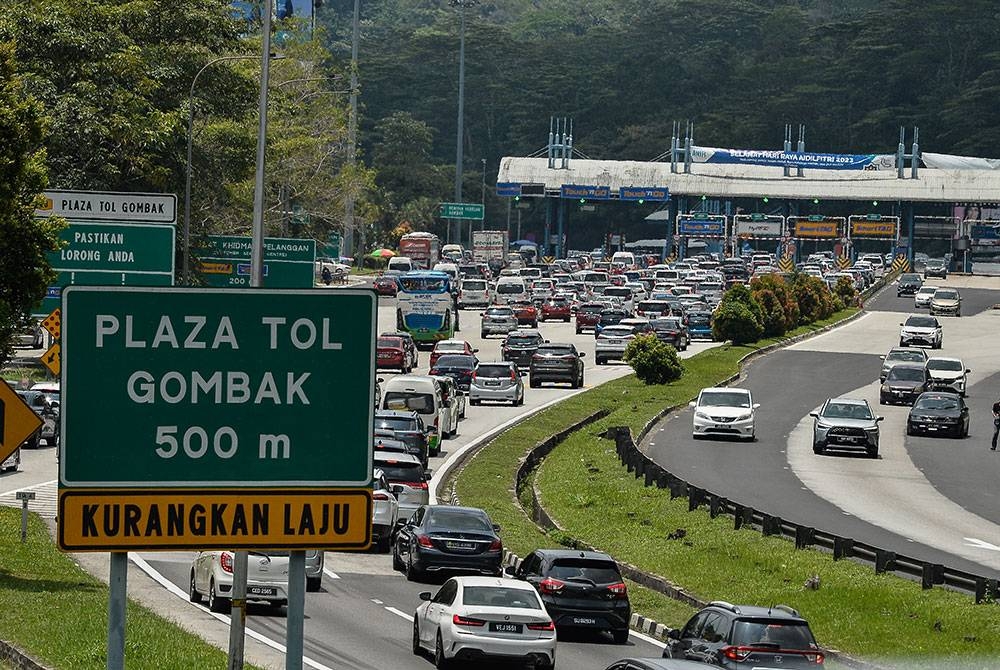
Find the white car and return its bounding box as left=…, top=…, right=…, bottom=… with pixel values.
left=371, top=468, right=400, bottom=552
left=412, top=576, right=556, bottom=668
left=913, top=285, right=939, bottom=309
left=457, top=278, right=492, bottom=308
left=190, top=550, right=289, bottom=613
left=925, top=357, right=970, bottom=396
left=899, top=314, right=942, bottom=349
left=690, top=387, right=759, bottom=441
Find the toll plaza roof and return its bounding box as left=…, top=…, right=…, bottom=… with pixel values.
left=498, top=156, right=1000, bottom=203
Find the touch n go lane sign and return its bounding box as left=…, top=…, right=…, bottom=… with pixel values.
left=58, top=286, right=375, bottom=551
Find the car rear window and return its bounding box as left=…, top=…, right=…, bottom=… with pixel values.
left=374, top=417, right=420, bottom=431
left=476, top=364, right=513, bottom=378
left=378, top=337, right=402, bottom=348
left=536, top=345, right=573, bottom=355
left=463, top=586, right=541, bottom=609
left=435, top=355, right=475, bottom=368
left=383, top=392, right=435, bottom=414
left=375, top=459, right=425, bottom=482
left=497, top=284, right=524, bottom=294
left=732, top=620, right=817, bottom=648
left=578, top=304, right=603, bottom=314
left=486, top=308, right=514, bottom=316
left=426, top=509, right=492, bottom=532
left=548, top=559, right=621, bottom=584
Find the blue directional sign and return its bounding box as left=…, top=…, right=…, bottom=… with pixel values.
left=619, top=187, right=670, bottom=202
left=971, top=224, right=1000, bottom=239
left=561, top=185, right=611, bottom=200
left=496, top=182, right=522, bottom=197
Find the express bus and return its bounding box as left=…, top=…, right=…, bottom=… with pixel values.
left=395, top=271, right=456, bottom=346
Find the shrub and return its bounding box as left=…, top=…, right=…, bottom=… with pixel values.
left=834, top=275, right=857, bottom=307
left=753, top=288, right=787, bottom=337
left=712, top=301, right=763, bottom=345
left=720, top=282, right=763, bottom=325
left=791, top=274, right=835, bottom=324
left=750, top=274, right=798, bottom=330
left=623, top=333, right=684, bottom=385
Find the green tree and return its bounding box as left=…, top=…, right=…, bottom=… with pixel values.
left=712, top=302, right=763, bottom=345
left=623, top=333, right=684, bottom=385
left=0, top=41, right=62, bottom=365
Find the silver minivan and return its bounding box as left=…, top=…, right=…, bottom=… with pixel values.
left=469, top=361, right=525, bottom=406
left=374, top=452, right=429, bottom=521
left=458, top=278, right=492, bottom=308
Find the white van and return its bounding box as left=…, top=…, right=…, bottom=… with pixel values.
left=388, top=256, right=414, bottom=273
left=611, top=251, right=637, bottom=269
left=494, top=277, right=529, bottom=305
left=380, top=375, right=448, bottom=455
left=458, top=278, right=492, bottom=308
left=432, top=262, right=460, bottom=282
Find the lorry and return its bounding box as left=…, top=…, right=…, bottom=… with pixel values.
left=472, top=230, right=508, bottom=266
left=398, top=232, right=441, bottom=270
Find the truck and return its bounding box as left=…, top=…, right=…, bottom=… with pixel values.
left=398, top=232, right=440, bottom=270
left=472, top=230, right=508, bottom=266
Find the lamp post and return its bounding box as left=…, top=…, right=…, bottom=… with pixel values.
left=451, top=0, right=478, bottom=246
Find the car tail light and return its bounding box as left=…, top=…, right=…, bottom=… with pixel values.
left=372, top=492, right=390, bottom=501
left=416, top=534, right=434, bottom=548
left=607, top=582, right=628, bottom=598
left=220, top=552, right=234, bottom=574
left=804, top=652, right=825, bottom=664
left=538, top=577, right=565, bottom=594
left=404, top=481, right=428, bottom=490
left=453, top=614, right=485, bottom=627
left=721, top=646, right=750, bottom=662
left=488, top=538, right=502, bottom=551
left=527, top=620, right=555, bottom=631
left=509, top=369, right=517, bottom=381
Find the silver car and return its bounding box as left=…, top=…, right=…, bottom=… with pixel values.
left=480, top=306, right=518, bottom=338
left=811, top=397, right=883, bottom=458
left=469, top=361, right=525, bottom=406
left=371, top=468, right=400, bottom=553
left=595, top=325, right=635, bottom=365
left=879, top=347, right=928, bottom=382
left=928, top=288, right=961, bottom=317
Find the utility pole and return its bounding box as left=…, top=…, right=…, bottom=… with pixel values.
left=344, top=0, right=360, bottom=263
left=452, top=1, right=478, bottom=245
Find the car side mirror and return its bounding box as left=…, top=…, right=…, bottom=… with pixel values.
left=544, top=339, right=550, bottom=343
left=391, top=484, right=404, bottom=495
left=899, top=323, right=904, bottom=326
left=424, top=469, right=433, bottom=478
left=688, top=401, right=697, bottom=408
left=808, top=411, right=819, bottom=418
left=667, top=628, right=681, bottom=640
left=377, top=377, right=385, bottom=383
left=419, top=591, right=432, bottom=601
left=578, top=352, right=586, bottom=358
left=966, top=369, right=971, bottom=373
left=752, top=403, right=761, bottom=409
left=876, top=416, right=885, bottom=422
left=473, top=348, right=479, bottom=353
left=503, top=565, right=518, bottom=577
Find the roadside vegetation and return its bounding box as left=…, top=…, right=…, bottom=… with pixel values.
left=0, top=508, right=261, bottom=670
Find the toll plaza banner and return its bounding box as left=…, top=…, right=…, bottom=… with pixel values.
left=691, top=146, right=895, bottom=171
left=850, top=221, right=897, bottom=236
left=792, top=219, right=841, bottom=238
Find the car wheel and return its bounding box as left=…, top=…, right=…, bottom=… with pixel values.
left=611, top=628, right=629, bottom=644
left=392, top=541, right=404, bottom=571
left=899, top=339, right=906, bottom=347
left=189, top=571, right=202, bottom=604
left=405, top=551, right=423, bottom=582
left=480, top=331, right=487, bottom=339
left=517, top=392, right=525, bottom=406
left=208, top=578, right=230, bottom=614
left=596, top=358, right=605, bottom=366
left=412, top=618, right=422, bottom=656
left=469, top=398, right=480, bottom=406
left=306, top=576, right=322, bottom=592
left=813, top=442, right=825, bottom=455
left=575, top=327, right=582, bottom=334
left=564, top=317, right=570, bottom=323
left=879, top=396, right=886, bottom=405
left=906, top=424, right=914, bottom=436
left=530, top=378, right=540, bottom=388
left=867, top=446, right=879, bottom=459
left=434, top=632, right=450, bottom=669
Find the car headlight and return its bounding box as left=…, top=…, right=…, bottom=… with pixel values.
left=735, top=412, right=753, bottom=421
left=865, top=425, right=880, bottom=434
left=694, top=411, right=711, bottom=420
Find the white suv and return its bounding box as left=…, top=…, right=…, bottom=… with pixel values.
left=690, top=387, right=759, bottom=441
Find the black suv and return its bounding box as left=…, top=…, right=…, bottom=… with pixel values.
left=664, top=601, right=824, bottom=668
left=507, top=549, right=631, bottom=643
left=529, top=343, right=585, bottom=388
left=502, top=329, right=546, bottom=368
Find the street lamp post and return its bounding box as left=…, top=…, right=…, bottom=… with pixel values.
left=451, top=0, right=478, bottom=246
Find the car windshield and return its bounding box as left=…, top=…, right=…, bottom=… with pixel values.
left=887, top=366, right=924, bottom=382
left=914, top=395, right=961, bottom=410
left=476, top=364, right=513, bottom=378
left=732, top=620, right=818, bottom=648
left=905, top=316, right=936, bottom=328
left=900, top=274, right=921, bottom=282
left=822, top=402, right=873, bottom=419
left=426, top=509, right=492, bottom=532
left=547, top=559, right=622, bottom=584
left=462, top=586, right=541, bottom=610
left=887, top=350, right=925, bottom=363
left=378, top=337, right=403, bottom=348
left=435, top=355, right=475, bottom=368
left=927, top=359, right=963, bottom=371
left=699, top=391, right=751, bottom=408
left=383, top=392, right=434, bottom=414
left=934, top=290, right=958, bottom=300
left=375, top=459, right=424, bottom=482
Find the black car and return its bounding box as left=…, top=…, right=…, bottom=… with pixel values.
left=509, top=549, right=631, bottom=644
left=879, top=363, right=928, bottom=405
left=374, top=410, right=429, bottom=466
left=429, top=354, right=477, bottom=392
left=924, top=259, right=948, bottom=279
left=896, top=273, right=923, bottom=296
left=529, top=343, right=586, bottom=388
left=664, top=601, right=824, bottom=668
left=907, top=391, right=969, bottom=438
left=650, top=317, right=689, bottom=350
left=594, top=308, right=629, bottom=337
left=392, top=505, right=503, bottom=582
left=502, top=329, right=546, bottom=368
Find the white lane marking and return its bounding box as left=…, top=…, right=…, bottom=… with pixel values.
left=322, top=567, right=341, bottom=580
left=371, top=598, right=383, bottom=605
left=0, top=478, right=57, bottom=497
left=628, top=628, right=667, bottom=649
left=384, top=606, right=414, bottom=622
left=130, top=554, right=337, bottom=670
left=965, top=538, right=1000, bottom=552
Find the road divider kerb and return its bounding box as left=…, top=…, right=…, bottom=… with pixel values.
left=0, top=640, right=50, bottom=670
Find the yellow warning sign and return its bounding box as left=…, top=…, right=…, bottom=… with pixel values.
left=777, top=257, right=795, bottom=273
left=58, top=489, right=372, bottom=551
left=837, top=256, right=852, bottom=270
left=891, top=255, right=910, bottom=273
left=542, top=256, right=555, bottom=264
left=41, top=342, right=60, bottom=376
left=0, top=383, right=43, bottom=465
left=41, top=308, right=61, bottom=341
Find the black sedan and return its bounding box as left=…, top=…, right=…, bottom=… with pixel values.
left=650, top=317, right=689, bottom=350
left=879, top=363, right=928, bottom=405
left=501, top=329, right=545, bottom=369
left=907, top=392, right=969, bottom=438
left=529, top=343, right=586, bottom=388
left=896, top=272, right=922, bottom=296
left=429, top=354, right=477, bottom=392
left=392, top=505, right=503, bottom=582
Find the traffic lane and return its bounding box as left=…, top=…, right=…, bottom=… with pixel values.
left=0, top=442, right=56, bottom=494
left=905, top=369, right=1000, bottom=525
left=867, top=282, right=999, bottom=316
left=645, top=348, right=1000, bottom=578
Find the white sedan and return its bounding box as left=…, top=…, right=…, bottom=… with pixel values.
left=189, top=550, right=289, bottom=613
left=690, top=387, right=759, bottom=441
left=412, top=576, right=556, bottom=669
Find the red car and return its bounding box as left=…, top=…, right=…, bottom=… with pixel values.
left=510, top=301, right=539, bottom=327
left=574, top=302, right=605, bottom=334
left=376, top=336, right=415, bottom=373
left=540, top=297, right=572, bottom=322
left=429, top=339, right=478, bottom=368
left=373, top=275, right=398, bottom=296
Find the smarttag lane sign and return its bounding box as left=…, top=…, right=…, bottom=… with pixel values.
left=59, top=287, right=376, bottom=551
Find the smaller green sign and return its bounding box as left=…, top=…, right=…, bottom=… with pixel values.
left=439, top=202, right=484, bottom=220
left=194, top=236, right=316, bottom=288
left=866, top=213, right=882, bottom=221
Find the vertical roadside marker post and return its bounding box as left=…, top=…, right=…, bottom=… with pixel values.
left=15, top=491, right=34, bottom=543
left=107, top=552, right=127, bottom=670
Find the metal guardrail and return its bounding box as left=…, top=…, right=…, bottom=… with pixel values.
left=611, top=425, right=999, bottom=603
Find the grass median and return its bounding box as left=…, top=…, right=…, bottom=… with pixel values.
left=0, top=508, right=260, bottom=670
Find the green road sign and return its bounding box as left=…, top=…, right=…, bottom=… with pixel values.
left=60, top=286, right=376, bottom=488
left=194, top=236, right=316, bottom=288
left=35, top=222, right=176, bottom=317
left=439, top=202, right=484, bottom=220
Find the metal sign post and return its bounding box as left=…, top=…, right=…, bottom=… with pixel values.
left=16, top=491, right=35, bottom=542
left=107, top=552, right=127, bottom=670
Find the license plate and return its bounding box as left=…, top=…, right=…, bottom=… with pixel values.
left=248, top=586, right=277, bottom=597
left=571, top=617, right=598, bottom=625
left=489, top=622, right=523, bottom=634
left=446, top=541, right=476, bottom=550
left=841, top=437, right=859, bottom=444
